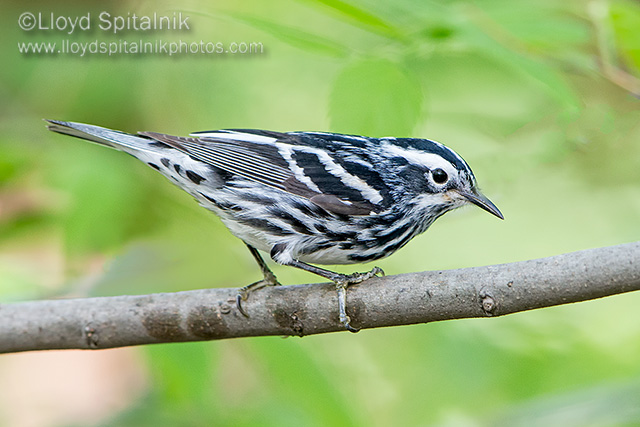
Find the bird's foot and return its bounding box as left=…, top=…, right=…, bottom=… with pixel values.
left=334, top=266, right=385, bottom=286
left=333, top=266, right=384, bottom=333
left=236, top=272, right=281, bottom=317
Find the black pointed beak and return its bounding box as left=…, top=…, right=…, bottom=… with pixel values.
left=458, top=190, right=504, bottom=220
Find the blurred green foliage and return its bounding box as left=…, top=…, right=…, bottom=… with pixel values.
left=1, top=0, right=640, bottom=425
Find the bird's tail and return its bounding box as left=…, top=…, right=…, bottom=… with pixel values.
left=45, top=120, right=160, bottom=155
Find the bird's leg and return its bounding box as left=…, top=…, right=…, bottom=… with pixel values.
left=236, top=244, right=281, bottom=317
left=278, top=259, right=384, bottom=333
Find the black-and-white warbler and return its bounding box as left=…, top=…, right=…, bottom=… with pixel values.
left=47, top=120, right=503, bottom=332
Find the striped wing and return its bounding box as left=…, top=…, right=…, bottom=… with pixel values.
left=139, top=130, right=382, bottom=216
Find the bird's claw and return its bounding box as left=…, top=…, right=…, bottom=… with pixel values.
left=236, top=278, right=281, bottom=318
left=236, top=292, right=250, bottom=318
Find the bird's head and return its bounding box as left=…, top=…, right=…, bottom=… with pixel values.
left=381, top=138, right=503, bottom=220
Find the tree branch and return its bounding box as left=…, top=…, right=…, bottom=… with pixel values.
left=1, top=242, right=638, bottom=353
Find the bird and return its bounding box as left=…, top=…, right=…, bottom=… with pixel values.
left=46, top=120, right=503, bottom=332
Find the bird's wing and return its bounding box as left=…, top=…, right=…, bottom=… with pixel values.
left=139, top=130, right=381, bottom=216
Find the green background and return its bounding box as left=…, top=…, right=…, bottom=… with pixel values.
left=1, top=0, right=640, bottom=425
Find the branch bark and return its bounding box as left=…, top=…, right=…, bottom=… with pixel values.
left=1, top=242, right=638, bottom=353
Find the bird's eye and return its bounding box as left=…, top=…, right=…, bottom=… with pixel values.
left=432, top=168, right=448, bottom=184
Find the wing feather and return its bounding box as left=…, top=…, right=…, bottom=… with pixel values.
left=139, top=130, right=379, bottom=216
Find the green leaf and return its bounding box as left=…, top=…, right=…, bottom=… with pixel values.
left=456, top=23, right=582, bottom=121
left=329, top=59, right=423, bottom=136
left=610, top=0, right=640, bottom=72
left=510, top=54, right=582, bottom=121
left=299, top=0, right=403, bottom=39
left=231, top=13, right=350, bottom=57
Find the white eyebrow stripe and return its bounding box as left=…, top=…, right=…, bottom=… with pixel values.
left=381, top=142, right=455, bottom=170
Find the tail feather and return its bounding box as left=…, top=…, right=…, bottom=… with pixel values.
left=45, top=120, right=158, bottom=155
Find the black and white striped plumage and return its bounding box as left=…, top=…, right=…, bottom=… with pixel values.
left=47, top=120, right=503, bottom=331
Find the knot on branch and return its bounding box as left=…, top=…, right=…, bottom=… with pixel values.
left=479, top=289, right=497, bottom=315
